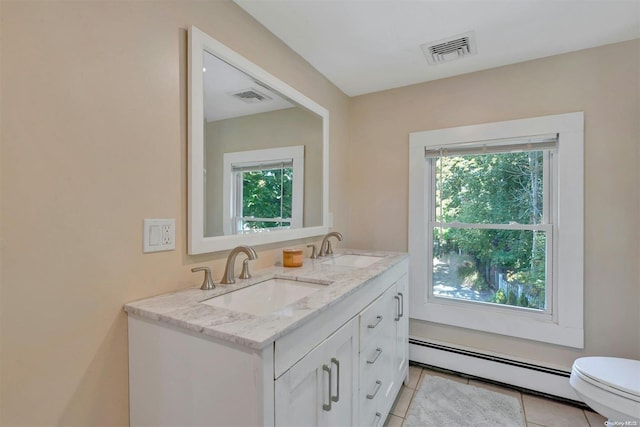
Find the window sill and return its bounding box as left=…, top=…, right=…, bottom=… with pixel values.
left=410, top=296, right=584, bottom=348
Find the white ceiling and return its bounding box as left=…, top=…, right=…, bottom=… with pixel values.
left=235, top=0, right=640, bottom=97
left=203, top=50, right=294, bottom=122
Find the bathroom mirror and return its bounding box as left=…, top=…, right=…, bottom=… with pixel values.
left=188, top=26, right=329, bottom=254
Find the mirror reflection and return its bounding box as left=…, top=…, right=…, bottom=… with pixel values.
left=202, top=50, right=323, bottom=238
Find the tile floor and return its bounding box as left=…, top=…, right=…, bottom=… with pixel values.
left=385, top=365, right=608, bottom=427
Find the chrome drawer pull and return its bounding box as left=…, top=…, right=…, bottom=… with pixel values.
left=366, top=380, right=382, bottom=400
left=368, top=315, right=383, bottom=329
left=367, top=347, right=383, bottom=364
left=322, top=364, right=332, bottom=411
left=394, top=295, right=401, bottom=321
left=373, top=411, right=383, bottom=427
left=331, top=358, right=340, bottom=403
left=398, top=292, right=404, bottom=318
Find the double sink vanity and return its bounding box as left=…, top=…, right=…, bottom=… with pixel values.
left=125, top=25, right=408, bottom=426
left=125, top=249, right=408, bottom=426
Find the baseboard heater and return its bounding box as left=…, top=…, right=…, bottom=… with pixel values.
left=409, top=338, right=585, bottom=406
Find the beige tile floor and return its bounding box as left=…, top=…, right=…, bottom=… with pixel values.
left=385, top=365, right=608, bottom=427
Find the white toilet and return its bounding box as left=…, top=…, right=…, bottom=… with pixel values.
left=570, top=357, right=640, bottom=424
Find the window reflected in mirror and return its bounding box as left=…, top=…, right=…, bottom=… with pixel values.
left=202, top=50, right=322, bottom=237
left=222, top=146, right=304, bottom=235
left=235, top=163, right=293, bottom=233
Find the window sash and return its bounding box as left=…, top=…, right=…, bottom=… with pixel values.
left=426, top=149, right=554, bottom=316
left=236, top=220, right=291, bottom=234
left=430, top=150, right=553, bottom=226
left=424, top=134, right=557, bottom=158
left=237, top=216, right=292, bottom=222
left=431, top=222, right=551, bottom=231
left=427, top=224, right=553, bottom=315
left=231, top=159, right=293, bottom=173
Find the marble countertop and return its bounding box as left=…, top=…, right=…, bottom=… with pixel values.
left=124, top=249, right=407, bottom=350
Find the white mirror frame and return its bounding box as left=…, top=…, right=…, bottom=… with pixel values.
left=188, top=26, right=329, bottom=254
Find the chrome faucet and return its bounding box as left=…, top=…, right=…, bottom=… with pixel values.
left=318, top=231, right=343, bottom=257
left=220, top=246, right=258, bottom=284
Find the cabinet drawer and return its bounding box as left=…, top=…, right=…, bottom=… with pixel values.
left=359, top=285, right=395, bottom=347
left=359, top=333, right=394, bottom=427
left=360, top=375, right=389, bottom=427
left=360, top=340, right=391, bottom=382
left=362, top=409, right=387, bottom=427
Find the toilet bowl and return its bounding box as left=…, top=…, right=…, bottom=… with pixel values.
left=570, top=357, right=640, bottom=424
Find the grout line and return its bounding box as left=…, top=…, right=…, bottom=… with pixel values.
left=400, top=385, right=417, bottom=418
left=520, top=391, right=529, bottom=426
left=582, top=409, right=596, bottom=427
left=402, top=390, right=416, bottom=419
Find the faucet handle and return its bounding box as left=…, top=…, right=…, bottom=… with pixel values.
left=191, top=267, right=215, bottom=290
left=326, top=241, right=334, bottom=255
left=239, top=259, right=252, bottom=280
left=307, top=244, right=317, bottom=259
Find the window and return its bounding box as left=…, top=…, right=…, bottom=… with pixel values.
left=223, top=146, right=304, bottom=235
left=429, top=142, right=554, bottom=312
left=232, top=161, right=294, bottom=233
left=409, top=113, right=584, bottom=348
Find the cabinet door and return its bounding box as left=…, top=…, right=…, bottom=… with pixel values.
left=324, top=319, right=358, bottom=427
left=394, top=275, right=409, bottom=381
left=275, top=317, right=358, bottom=427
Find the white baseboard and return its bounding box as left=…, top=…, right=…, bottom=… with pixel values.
left=409, top=338, right=582, bottom=402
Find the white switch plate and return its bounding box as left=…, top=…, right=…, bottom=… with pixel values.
left=143, top=219, right=176, bottom=253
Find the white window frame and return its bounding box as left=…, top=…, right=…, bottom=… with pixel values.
left=223, top=146, right=304, bottom=236
left=408, top=112, right=584, bottom=348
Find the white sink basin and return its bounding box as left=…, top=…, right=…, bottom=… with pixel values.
left=321, top=254, right=383, bottom=268
left=201, top=278, right=326, bottom=316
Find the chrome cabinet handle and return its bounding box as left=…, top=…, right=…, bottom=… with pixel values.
left=373, top=411, right=383, bottom=427
left=368, top=315, right=383, bottom=329
left=394, top=295, right=401, bottom=321
left=366, top=380, right=382, bottom=400
left=398, top=292, right=404, bottom=318
left=367, top=347, right=383, bottom=364
left=322, top=364, right=332, bottom=411
left=331, top=358, right=340, bottom=403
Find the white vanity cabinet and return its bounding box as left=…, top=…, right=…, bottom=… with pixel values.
left=275, top=317, right=358, bottom=426
left=126, top=255, right=408, bottom=427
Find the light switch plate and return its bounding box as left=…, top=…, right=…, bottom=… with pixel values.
left=143, top=219, right=176, bottom=253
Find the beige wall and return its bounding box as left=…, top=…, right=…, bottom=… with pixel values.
left=349, top=40, right=640, bottom=369
left=0, top=1, right=349, bottom=425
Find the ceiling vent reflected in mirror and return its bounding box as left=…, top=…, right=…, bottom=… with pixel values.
left=230, top=87, right=273, bottom=104
left=421, top=31, right=477, bottom=65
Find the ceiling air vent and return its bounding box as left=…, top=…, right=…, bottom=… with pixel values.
left=229, top=87, right=273, bottom=104
left=421, top=31, right=477, bottom=65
